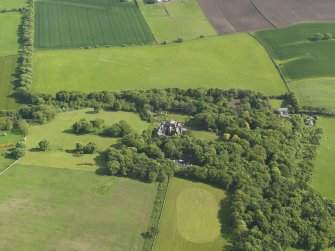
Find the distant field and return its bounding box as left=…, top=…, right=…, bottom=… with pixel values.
left=154, top=178, right=231, bottom=251
left=34, top=0, right=155, bottom=48
left=0, top=0, right=26, bottom=9
left=33, top=35, right=285, bottom=95
left=0, top=164, right=157, bottom=250
left=255, top=23, right=335, bottom=80
left=0, top=12, right=21, bottom=56
left=312, top=117, right=335, bottom=201
left=255, top=23, right=335, bottom=112
left=138, top=0, right=216, bottom=43
left=0, top=56, right=20, bottom=111
left=20, top=109, right=149, bottom=171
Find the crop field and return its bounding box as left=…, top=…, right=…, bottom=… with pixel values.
left=0, top=164, right=157, bottom=250
left=33, top=35, right=285, bottom=95
left=138, top=0, right=216, bottom=43
left=34, top=0, right=155, bottom=49
left=255, top=23, right=335, bottom=112
left=0, top=56, right=21, bottom=111
left=20, top=109, right=149, bottom=171
left=252, top=0, right=335, bottom=28
left=197, top=0, right=273, bottom=34
left=154, top=178, right=231, bottom=251
left=197, top=0, right=335, bottom=34
left=0, top=12, right=21, bottom=56
left=0, top=0, right=26, bottom=9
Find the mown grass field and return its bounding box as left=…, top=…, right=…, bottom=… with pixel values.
left=20, top=109, right=149, bottom=171
left=154, top=178, right=231, bottom=251
left=255, top=23, right=335, bottom=113
left=34, top=0, right=155, bottom=48
left=0, top=0, right=26, bottom=9
left=0, top=55, right=21, bottom=111
left=0, top=12, right=21, bottom=56
left=138, top=0, right=216, bottom=43
left=0, top=129, right=22, bottom=172
left=0, top=164, right=157, bottom=250
left=312, top=117, right=335, bottom=201
left=33, top=35, right=285, bottom=95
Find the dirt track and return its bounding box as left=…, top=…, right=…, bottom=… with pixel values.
left=198, top=0, right=335, bottom=34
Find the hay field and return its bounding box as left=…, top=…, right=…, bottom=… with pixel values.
left=154, top=178, right=231, bottom=251
left=138, top=0, right=216, bottom=43
left=33, top=35, right=286, bottom=95
left=0, top=164, right=157, bottom=250
left=34, top=0, right=155, bottom=48
left=20, top=109, right=149, bottom=171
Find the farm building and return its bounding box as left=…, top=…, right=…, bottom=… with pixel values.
left=157, top=120, right=186, bottom=137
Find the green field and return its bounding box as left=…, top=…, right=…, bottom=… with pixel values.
left=20, top=109, right=149, bottom=171
left=288, top=78, right=335, bottom=112
left=0, top=164, right=157, bottom=250
left=311, top=117, right=335, bottom=201
left=0, top=0, right=26, bottom=9
left=33, top=35, right=285, bottom=95
left=255, top=23, right=335, bottom=113
left=154, top=178, right=231, bottom=251
left=0, top=12, right=21, bottom=56
left=0, top=55, right=21, bottom=111
left=34, top=0, right=155, bottom=48
left=255, top=23, right=335, bottom=80
left=138, top=0, right=216, bottom=43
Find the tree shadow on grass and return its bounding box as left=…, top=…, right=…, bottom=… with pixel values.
left=218, top=194, right=240, bottom=251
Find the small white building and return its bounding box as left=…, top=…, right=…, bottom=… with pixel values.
left=278, top=108, right=290, bottom=118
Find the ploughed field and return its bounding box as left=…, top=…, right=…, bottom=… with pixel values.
left=255, top=23, right=335, bottom=112
left=198, top=0, right=335, bottom=34
left=32, top=35, right=285, bottom=95
left=34, top=0, right=155, bottom=48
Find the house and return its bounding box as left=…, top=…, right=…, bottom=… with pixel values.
left=157, top=0, right=170, bottom=2
left=157, top=120, right=186, bottom=137
left=278, top=108, right=290, bottom=118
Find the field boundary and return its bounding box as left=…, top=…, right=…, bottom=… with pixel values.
left=248, top=32, right=290, bottom=93
left=248, top=0, right=276, bottom=29
left=142, top=178, right=170, bottom=251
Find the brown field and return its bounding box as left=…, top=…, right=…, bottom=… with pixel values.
left=198, top=0, right=335, bottom=34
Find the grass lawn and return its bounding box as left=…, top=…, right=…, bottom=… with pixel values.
left=154, top=178, right=231, bottom=251
left=311, top=117, right=335, bottom=201
left=0, top=164, right=157, bottom=250
left=138, top=0, right=216, bottom=43
left=33, top=34, right=285, bottom=96
left=0, top=129, right=22, bottom=172
left=288, top=78, right=335, bottom=113
left=0, top=55, right=21, bottom=111
left=0, top=12, right=21, bottom=56
left=0, top=0, right=26, bottom=9
left=20, top=109, right=149, bottom=171
left=34, top=0, right=155, bottom=48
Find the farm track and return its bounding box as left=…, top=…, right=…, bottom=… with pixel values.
left=198, top=0, right=335, bottom=34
